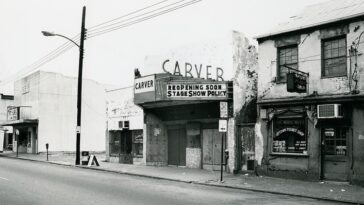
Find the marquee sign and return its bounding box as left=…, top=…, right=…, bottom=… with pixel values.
left=134, top=75, right=155, bottom=94
left=166, top=83, right=228, bottom=99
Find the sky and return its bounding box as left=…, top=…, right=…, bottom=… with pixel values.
left=0, top=0, right=328, bottom=94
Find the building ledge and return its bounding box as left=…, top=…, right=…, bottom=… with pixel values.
left=258, top=93, right=364, bottom=107
left=1, top=119, right=38, bottom=126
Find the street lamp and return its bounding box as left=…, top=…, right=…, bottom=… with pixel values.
left=41, top=6, right=86, bottom=165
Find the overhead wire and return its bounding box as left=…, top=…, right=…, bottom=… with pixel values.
left=87, top=0, right=201, bottom=39
left=1, top=0, right=202, bottom=87
left=87, top=0, right=170, bottom=31
left=0, top=34, right=80, bottom=86
left=87, top=0, right=188, bottom=33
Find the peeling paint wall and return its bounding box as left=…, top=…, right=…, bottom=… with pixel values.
left=257, top=20, right=364, bottom=182
left=229, top=31, right=258, bottom=172
left=258, top=22, right=364, bottom=100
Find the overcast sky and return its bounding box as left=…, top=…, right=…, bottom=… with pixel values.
left=0, top=0, right=328, bottom=93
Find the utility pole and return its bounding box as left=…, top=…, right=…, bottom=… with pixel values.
left=76, top=6, right=86, bottom=165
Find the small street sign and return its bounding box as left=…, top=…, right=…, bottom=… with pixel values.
left=76, top=126, right=81, bottom=133
left=220, top=101, right=228, bottom=118
left=219, top=119, right=227, bottom=132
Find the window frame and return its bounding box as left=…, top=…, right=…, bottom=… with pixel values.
left=321, top=35, right=348, bottom=78
left=277, top=44, right=299, bottom=83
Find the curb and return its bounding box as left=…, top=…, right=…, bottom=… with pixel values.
left=1, top=155, right=360, bottom=204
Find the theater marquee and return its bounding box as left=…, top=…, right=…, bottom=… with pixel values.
left=167, top=83, right=228, bottom=99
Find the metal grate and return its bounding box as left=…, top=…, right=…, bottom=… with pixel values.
left=318, top=104, right=335, bottom=118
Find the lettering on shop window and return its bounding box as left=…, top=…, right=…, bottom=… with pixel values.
left=273, top=118, right=307, bottom=154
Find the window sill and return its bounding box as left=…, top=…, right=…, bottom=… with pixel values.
left=133, top=155, right=143, bottom=158
left=321, top=75, right=347, bottom=79
left=270, top=153, right=309, bottom=157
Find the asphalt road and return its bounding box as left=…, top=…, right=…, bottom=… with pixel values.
left=0, top=157, right=343, bottom=205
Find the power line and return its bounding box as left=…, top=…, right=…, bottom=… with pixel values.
left=88, top=0, right=188, bottom=33
left=88, top=0, right=169, bottom=30
left=0, top=34, right=80, bottom=86
left=0, top=0, right=201, bottom=86
left=87, top=0, right=201, bottom=39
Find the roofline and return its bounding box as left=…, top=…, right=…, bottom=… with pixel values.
left=255, top=13, right=364, bottom=40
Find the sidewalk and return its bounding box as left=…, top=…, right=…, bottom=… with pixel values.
left=1, top=151, right=363, bottom=204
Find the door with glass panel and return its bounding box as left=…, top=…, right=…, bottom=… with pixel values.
left=321, top=128, right=349, bottom=181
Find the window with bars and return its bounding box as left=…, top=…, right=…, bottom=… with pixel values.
left=322, top=128, right=347, bottom=156
left=278, top=45, right=298, bottom=82
left=322, top=37, right=347, bottom=77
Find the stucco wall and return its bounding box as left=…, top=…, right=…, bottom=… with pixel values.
left=258, top=22, right=364, bottom=99
left=15, top=71, right=106, bottom=152
left=352, top=105, right=364, bottom=185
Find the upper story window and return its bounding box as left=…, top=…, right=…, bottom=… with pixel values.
left=322, top=36, right=347, bottom=78
left=278, top=45, right=298, bottom=82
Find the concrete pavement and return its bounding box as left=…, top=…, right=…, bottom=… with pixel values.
left=0, top=156, right=336, bottom=205
left=1, top=151, right=363, bottom=204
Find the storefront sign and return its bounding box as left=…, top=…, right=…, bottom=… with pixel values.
left=134, top=75, right=155, bottom=94
left=275, top=128, right=305, bottom=137
left=287, top=72, right=307, bottom=93
left=167, top=83, right=227, bottom=99
left=162, top=59, right=224, bottom=81
left=7, top=107, right=19, bottom=121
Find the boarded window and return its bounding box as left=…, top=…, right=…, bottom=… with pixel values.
left=278, top=45, right=298, bottom=82
left=322, top=37, right=347, bottom=77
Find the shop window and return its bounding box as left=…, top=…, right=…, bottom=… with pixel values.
left=322, top=36, right=347, bottom=77
left=109, top=132, right=120, bottom=155
left=322, top=128, right=347, bottom=156
left=132, top=130, right=143, bottom=157
left=273, top=117, right=307, bottom=154
left=278, top=45, right=298, bottom=82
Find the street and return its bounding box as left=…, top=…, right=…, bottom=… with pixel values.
left=0, top=157, right=343, bottom=205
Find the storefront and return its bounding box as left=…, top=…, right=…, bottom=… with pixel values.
left=134, top=73, right=233, bottom=169
left=257, top=96, right=364, bottom=184
left=106, top=87, right=144, bottom=165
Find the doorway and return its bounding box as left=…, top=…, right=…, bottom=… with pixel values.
left=168, top=128, right=186, bottom=166
left=202, top=129, right=226, bottom=170
left=238, top=124, right=255, bottom=171
left=321, top=128, right=349, bottom=181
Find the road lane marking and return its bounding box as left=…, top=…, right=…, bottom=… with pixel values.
left=0, top=177, right=9, bottom=181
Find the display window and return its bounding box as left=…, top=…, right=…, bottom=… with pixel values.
left=273, top=117, right=307, bottom=154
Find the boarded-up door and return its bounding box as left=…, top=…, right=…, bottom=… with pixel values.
left=168, top=128, right=186, bottom=166
left=202, top=129, right=225, bottom=170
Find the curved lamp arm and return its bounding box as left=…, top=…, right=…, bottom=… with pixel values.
left=41, top=31, right=80, bottom=48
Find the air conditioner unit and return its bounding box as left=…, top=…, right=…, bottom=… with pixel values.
left=118, top=120, right=130, bottom=129
left=317, top=104, right=343, bottom=119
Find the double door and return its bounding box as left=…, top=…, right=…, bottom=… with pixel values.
left=202, top=129, right=225, bottom=170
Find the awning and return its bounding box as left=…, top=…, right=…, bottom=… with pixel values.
left=1, top=119, right=38, bottom=126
